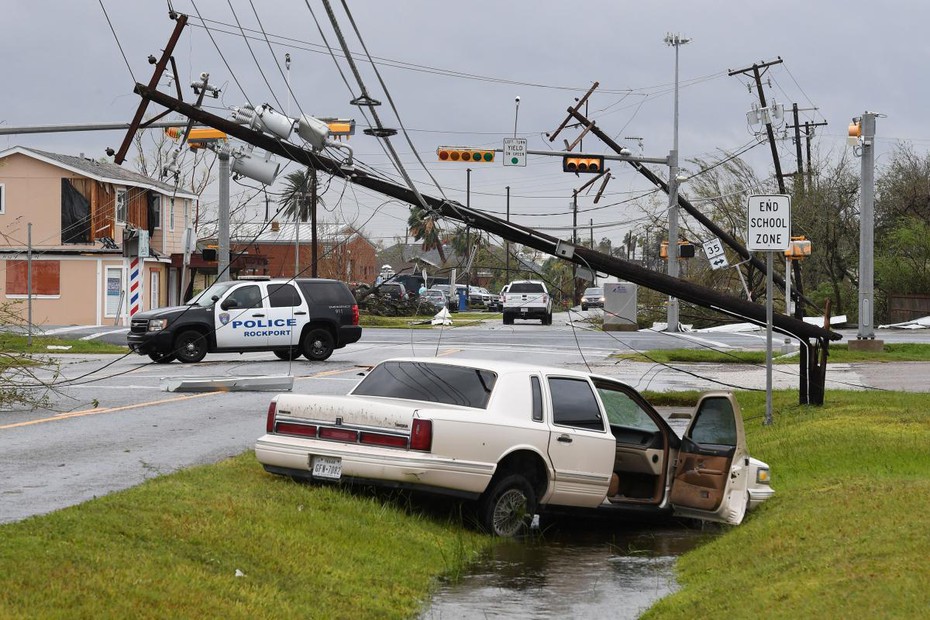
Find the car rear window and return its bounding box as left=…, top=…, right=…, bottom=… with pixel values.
left=352, top=361, right=497, bottom=409
left=509, top=282, right=545, bottom=294
left=297, top=280, right=355, bottom=305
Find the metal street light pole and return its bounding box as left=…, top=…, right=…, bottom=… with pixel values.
left=664, top=32, right=690, bottom=332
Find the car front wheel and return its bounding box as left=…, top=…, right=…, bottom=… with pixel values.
left=302, top=328, right=335, bottom=361
left=148, top=351, right=175, bottom=364
left=478, top=473, right=537, bottom=537
left=273, top=347, right=302, bottom=361
left=174, top=330, right=208, bottom=363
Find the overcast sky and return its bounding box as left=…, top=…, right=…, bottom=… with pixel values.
left=2, top=1, right=927, bottom=249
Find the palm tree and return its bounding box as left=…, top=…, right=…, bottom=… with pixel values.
left=407, top=205, right=446, bottom=263
left=277, top=168, right=324, bottom=222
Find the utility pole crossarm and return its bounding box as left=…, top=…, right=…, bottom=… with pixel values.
left=111, top=14, right=188, bottom=165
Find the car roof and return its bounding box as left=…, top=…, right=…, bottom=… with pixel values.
left=381, top=356, right=632, bottom=387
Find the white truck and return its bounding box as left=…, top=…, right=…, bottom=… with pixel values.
left=502, top=280, right=552, bottom=325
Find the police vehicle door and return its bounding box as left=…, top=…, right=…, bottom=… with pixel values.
left=215, top=283, right=266, bottom=349
left=264, top=282, right=306, bottom=349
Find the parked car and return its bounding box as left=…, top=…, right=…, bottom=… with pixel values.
left=256, top=357, right=772, bottom=536
left=581, top=287, right=605, bottom=311
left=468, top=286, right=494, bottom=309
left=377, top=282, right=407, bottom=300
left=487, top=284, right=510, bottom=312
left=429, top=284, right=466, bottom=312
left=127, top=278, right=361, bottom=363
left=420, top=289, right=448, bottom=312
left=502, top=280, right=552, bottom=325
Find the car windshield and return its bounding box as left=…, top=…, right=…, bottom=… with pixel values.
left=352, top=361, right=498, bottom=409
left=584, top=288, right=603, bottom=296
left=189, top=281, right=238, bottom=307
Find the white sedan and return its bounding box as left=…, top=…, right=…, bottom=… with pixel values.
left=256, top=358, right=773, bottom=536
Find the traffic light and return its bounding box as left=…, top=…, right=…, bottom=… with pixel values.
left=562, top=155, right=604, bottom=174
left=437, top=147, right=495, bottom=163
left=660, top=240, right=695, bottom=259
left=165, top=127, right=227, bottom=150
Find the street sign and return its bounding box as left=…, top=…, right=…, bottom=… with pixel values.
left=702, top=237, right=728, bottom=270
left=503, top=137, right=527, bottom=167
left=746, top=194, right=791, bottom=251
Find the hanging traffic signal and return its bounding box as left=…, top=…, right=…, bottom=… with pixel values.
left=562, top=155, right=604, bottom=174
left=437, top=147, right=495, bottom=163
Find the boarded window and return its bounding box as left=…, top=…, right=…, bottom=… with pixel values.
left=5, top=260, right=61, bottom=295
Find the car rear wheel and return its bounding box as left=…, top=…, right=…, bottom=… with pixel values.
left=302, top=328, right=335, bottom=361
left=174, top=330, right=208, bottom=363
left=503, top=314, right=513, bottom=325
left=273, top=347, right=302, bottom=361
left=543, top=313, right=552, bottom=325
left=581, top=304, right=588, bottom=311
left=478, top=473, right=537, bottom=537
left=148, top=351, right=176, bottom=364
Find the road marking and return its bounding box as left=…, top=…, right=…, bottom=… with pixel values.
left=0, top=392, right=216, bottom=431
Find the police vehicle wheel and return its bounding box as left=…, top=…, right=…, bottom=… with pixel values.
left=302, top=328, right=334, bottom=362
left=273, top=347, right=302, bottom=361
left=174, top=330, right=208, bottom=363
left=148, top=351, right=175, bottom=364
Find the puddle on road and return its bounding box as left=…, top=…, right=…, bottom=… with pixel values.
left=422, top=521, right=715, bottom=619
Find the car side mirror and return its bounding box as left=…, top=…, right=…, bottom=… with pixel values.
left=221, top=298, right=238, bottom=310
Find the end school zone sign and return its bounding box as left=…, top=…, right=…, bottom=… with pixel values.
left=746, top=194, right=791, bottom=251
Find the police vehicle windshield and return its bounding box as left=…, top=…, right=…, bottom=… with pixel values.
left=189, top=281, right=238, bottom=307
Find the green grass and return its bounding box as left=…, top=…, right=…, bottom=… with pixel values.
left=359, top=312, right=500, bottom=328
left=615, top=342, right=930, bottom=364
left=0, top=332, right=127, bottom=354
left=645, top=390, right=930, bottom=619
left=0, top=452, right=488, bottom=619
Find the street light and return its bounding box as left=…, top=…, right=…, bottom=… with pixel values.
left=664, top=32, right=691, bottom=332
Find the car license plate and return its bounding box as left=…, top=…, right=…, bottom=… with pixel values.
left=520, top=307, right=528, bottom=313
left=311, top=456, right=342, bottom=480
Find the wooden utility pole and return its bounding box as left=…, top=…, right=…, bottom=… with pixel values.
left=728, top=58, right=786, bottom=193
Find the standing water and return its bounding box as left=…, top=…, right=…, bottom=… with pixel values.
left=421, top=522, right=715, bottom=619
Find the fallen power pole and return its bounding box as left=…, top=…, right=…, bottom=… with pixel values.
left=117, top=82, right=838, bottom=403
left=110, top=20, right=838, bottom=404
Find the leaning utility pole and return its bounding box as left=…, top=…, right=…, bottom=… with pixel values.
left=729, top=58, right=786, bottom=193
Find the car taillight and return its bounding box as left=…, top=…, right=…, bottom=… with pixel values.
left=319, top=427, right=359, bottom=442
left=276, top=422, right=318, bottom=438
left=410, top=419, right=432, bottom=451
left=351, top=304, right=359, bottom=325
left=360, top=432, right=408, bottom=448
left=266, top=400, right=277, bottom=433
left=542, top=294, right=548, bottom=303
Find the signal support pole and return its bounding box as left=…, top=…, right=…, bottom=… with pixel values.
left=664, top=33, right=690, bottom=332
left=853, top=112, right=882, bottom=351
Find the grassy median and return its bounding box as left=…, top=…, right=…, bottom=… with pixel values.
left=0, top=453, right=488, bottom=619
left=646, top=389, right=930, bottom=618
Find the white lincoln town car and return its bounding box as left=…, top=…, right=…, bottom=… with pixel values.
left=255, top=358, right=774, bottom=536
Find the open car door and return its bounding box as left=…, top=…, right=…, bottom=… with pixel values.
left=670, top=392, right=750, bottom=525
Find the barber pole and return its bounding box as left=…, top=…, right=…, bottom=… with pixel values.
left=129, top=256, right=141, bottom=318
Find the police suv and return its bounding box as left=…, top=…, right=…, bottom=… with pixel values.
left=127, top=278, right=361, bottom=364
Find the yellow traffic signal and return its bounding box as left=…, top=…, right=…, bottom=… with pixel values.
left=562, top=155, right=604, bottom=173
left=165, top=127, right=227, bottom=150
left=437, top=147, right=495, bottom=163
left=785, top=236, right=811, bottom=260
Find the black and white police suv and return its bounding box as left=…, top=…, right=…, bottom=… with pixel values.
left=127, top=278, right=361, bottom=364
